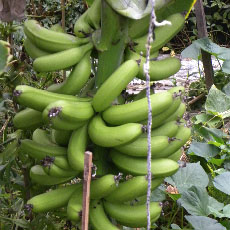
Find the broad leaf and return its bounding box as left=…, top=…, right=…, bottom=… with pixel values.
left=205, top=85, right=230, bottom=119
left=222, top=82, right=230, bottom=96
left=208, top=196, right=224, bottom=213
left=150, top=185, right=166, bottom=202
left=171, top=224, right=181, bottom=229
left=185, top=215, right=226, bottom=230
left=181, top=43, right=201, bottom=60
left=209, top=204, right=230, bottom=218
left=165, top=163, right=209, bottom=193
left=222, top=60, right=230, bottom=74
left=213, top=172, right=230, bottom=195
left=188, top=141, right=220, bottom=160
left=209, top=158, right=225, bottom=167
left=180, top=186, right=210, bottom=216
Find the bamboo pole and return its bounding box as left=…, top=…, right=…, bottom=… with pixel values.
left=81, top=151, right=93, bottom=230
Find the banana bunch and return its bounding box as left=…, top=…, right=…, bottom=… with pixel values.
left=12, top=0, right=193, bottom=228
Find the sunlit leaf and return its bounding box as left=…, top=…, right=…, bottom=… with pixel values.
left=185, top=215, right=226, bottom=230
left=165, top=163, right=209, bottom=193
left=213, top=172, right=230, bottom=195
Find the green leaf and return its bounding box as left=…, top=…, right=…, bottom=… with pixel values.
left=185, top=215, right=226, bottom=230
left=180, top=186, right=210, bottom=216
left=181, top=42, right=201, bottom=60
left=171, top=224, right=181, bottom=229
left=150, top=185, right=166, bottom=202
left=188, top=141, right=220, bottom=160
left=213, top=172, right=230, bottom=195
left=205, top=85, right=230, bottom=118
left=165, top=163, right=209, bottom=193
left=208, top=196, right=224, bottom=213
left=209, top=158, right=225, bottom=166
left=209, top=204, right=230, bottom=218
left=222, top=82, right=230, bottom=96
left=222, top=60, right=230, bottom=74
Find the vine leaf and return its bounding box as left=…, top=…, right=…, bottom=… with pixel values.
left=185, top=215, right=226, bottom=230
left=213, top=172, right=230, bottom=195
left=188, top=141, right=220, bottom=160
left=165, top=162, right=209, bottom=193
left=180, top=186, right=210, bottom=216
left=205, top=85, right=230, bottom=119
left=181, top=37, right=230, bottom=74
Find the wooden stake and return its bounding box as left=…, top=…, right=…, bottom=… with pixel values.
left=194, top=0, right=214, bottom=91
left=81, top=151, right=93, bottom=230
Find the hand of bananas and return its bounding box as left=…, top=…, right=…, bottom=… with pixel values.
left=13, top=0, right=193, bottom=228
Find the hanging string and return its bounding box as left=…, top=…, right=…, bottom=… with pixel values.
left=144, top=1, right=171, bottom=229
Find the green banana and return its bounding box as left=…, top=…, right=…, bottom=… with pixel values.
left=30, top=165, right=73, bottom=186
left=156, top=0, right=196, bottom=21
left=20, top=139, right=67, bottom=160
left=88, top=115, right=143, bottom=147
left=13, top=85, right=91, bottom=112
left=125, top=50, right=181, bottom=81
left=89, top=200, right=119, bottom=230
left=168, top=148, right=182, bottom=161
left=42, top=111, right=87, bottom=131
left=27, top=183, right=82, bottom=213
left=150, top=120, right=179, bottom=137
left=140, top=86, right=184, bottom=128
left=152, top=125, right=191, bottom=159
left=42, top=100, right=94, bottom=123
left=103, top=201, right=162, bottom=228
left=114, top=135, right=170, bottom=157
left=67, top=124, right=88, bottom=171
left=92, top=60, right=139, bottom=112
left=132, top=13, right=185, bottom=55
left=24, top=20, right=90, bottom=52
left=164, top=102, right=186, bottom=123
left=41, top=155, right=71, bottom=170
left=133, top=85, right=155, bottom=101
left=13, top=108, right=43, bottom=130
left=32, top=129, right=57, bottom=146
left=102, top=91, right=173, bottom=125
left=43, top=163, right=79, bottom=178
left=74, top=11, right=93, bottom=37
left=52, top=156, right=71, bottom=170
left=67, top=174, right=117, bottom=221
left=33, top=43, right=93, bottom=72
left=51, top=129, right=72, bottom=146
left=42, top=101, right=91, bottom=131
left=46, top=51, right=92, bottom=95
left=66, top=186, right=83, bottom=222
left=110, top=149, right=179, bottom=177
left=127, top=0, right=173, bottom=39
left=86, top=0, right=101, bottom=29
left=105, top=176, right=163, bottom=203
left=50, top=23, right=65, bottom=33
left=24, top=38, right=50, bottom=59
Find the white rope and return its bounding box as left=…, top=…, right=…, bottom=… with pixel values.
left=144, top=1, right=171, bottom=229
